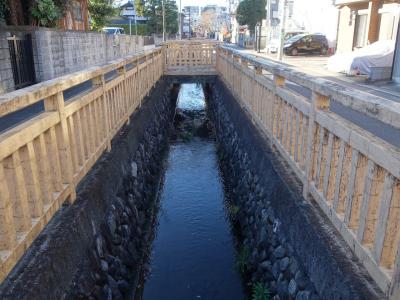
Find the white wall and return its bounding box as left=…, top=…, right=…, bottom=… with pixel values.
left=291, top=0, right=338, bottom=42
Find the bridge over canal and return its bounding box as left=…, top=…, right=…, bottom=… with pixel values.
left=0, top=40, right=399, bottom=299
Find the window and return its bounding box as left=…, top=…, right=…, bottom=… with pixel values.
left=353, top=13, right=368, bottom=48
left=73, top=1, right=83, bottom=22
left=379, top=12, right=396, bottom=40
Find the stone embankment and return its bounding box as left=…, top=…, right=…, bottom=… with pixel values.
left=0, top=79, right=177, bottom=299
left=205, top=79, right=383, bottom=300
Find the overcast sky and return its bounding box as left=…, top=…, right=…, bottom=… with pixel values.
left=178, top=0, right=228, bottom=8
left=115, top=0, right=229, bottom=10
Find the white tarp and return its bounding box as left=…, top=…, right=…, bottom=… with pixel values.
left=328, top=40, right=395, bottom=76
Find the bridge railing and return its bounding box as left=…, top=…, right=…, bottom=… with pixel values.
left=217, top=46, right=400, bottom=298
left=0, top=47, right=163, bottom=281
left=163, top=40, right=219, bottom=75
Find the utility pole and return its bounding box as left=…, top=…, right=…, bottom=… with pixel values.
left=179, top=0, right=182, bottom=39
left=188, top=7, right=191, bottom=39
left=277, top=0, right=287, bottom=61
left=134, top=14, right=137, bottom=36
left=258, top=23, right=261, bottom=53
left=162, top=0, right=166, bottom=41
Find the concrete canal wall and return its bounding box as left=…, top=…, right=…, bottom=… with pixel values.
left=206, top=78, right=384, bottom=300
left=0, top=79, right=177, bottom=299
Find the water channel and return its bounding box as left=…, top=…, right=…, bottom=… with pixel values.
left=141, top=84, right=245, bottom=300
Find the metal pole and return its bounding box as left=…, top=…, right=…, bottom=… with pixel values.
left=179, top=0, right=182, bottom=39
left=134, top=15, right=138, bottom=36
left=277, top=0, right=287, bottom=61
left=129, top=17, right=132, bottom=35
left=162, top=0, right=166, bottom=41
left=188, top=8, right=191, bottom=39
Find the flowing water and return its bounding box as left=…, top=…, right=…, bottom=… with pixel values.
left=141, top=84, right=245, bottom=300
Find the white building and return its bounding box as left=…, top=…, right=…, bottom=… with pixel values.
left=120, top=1, right=147, bottom=24
left=265, top=0, right=338, bottom=43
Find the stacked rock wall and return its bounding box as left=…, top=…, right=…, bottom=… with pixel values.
left=0, top=79, right=177, bottom=299
left=205, top=79, right=383, bottom=300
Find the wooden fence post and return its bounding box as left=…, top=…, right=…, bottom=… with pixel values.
left=390, top=243, right=400, bottom=299
left=303, top=91, right=330, bottom=199
left=92, top=74, right=111, bottom=152
left=44, top=92, right=76, bottom=202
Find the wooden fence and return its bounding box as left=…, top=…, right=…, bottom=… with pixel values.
left=0, top=47, right=163, bottom=281
left=0, top=40, right=399, bottom=298
left=216, top=46, right=400, bottom=299
left=163, top=40, right=219, bottom=76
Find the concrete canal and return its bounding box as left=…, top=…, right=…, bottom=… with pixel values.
left=0, top=78, right=384, bottom=300
left=140, top=84, right=245, bottom=299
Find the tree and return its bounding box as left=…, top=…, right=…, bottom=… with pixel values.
left=31, top=0, right=60, bottom=27
left=88, top=0, right=116, bottom=31
left=236, top=0, right=266, bottom=34
left=135, top=0, right=178, bottom=35
left=198, top=9, right=217, bottom=37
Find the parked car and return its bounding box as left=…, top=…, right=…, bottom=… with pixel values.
left=283, top=34, right=329, bottom=56
left=327, top=40, right=395, bottom=78
left=285, top=30, right=308, bottom=40
left=266, top=31, right=309, bottom=54
left=102, top=27, right=125, bottom=35
left=266, top=39, right=279, bottom=53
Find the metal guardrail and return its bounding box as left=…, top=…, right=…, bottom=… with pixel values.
left=0, top=47, right=163, bottom=282
left=217, top=45, right=400, bottom=299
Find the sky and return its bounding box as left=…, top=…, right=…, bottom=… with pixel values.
left=114, top=0, right=229, bottom=10
left=178, top=0, right=228, bottom=8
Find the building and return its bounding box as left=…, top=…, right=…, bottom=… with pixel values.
left=58, top=0, right=89, bottom=30
left=120, top=1, right=147, bottom=24
left=335, top=0, right=399, bottom=53
left=5, top=0, right=89, bottom=30
left=182, top=6, right=201, bottom=37
left=392, top=23, right=400, bottom=82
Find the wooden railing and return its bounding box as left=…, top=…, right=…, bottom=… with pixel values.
left=163, top=40, right=219, bottom=76
left=217, top=46, right=400, bottom=298
left=0, top=40, right=399, bottom=298
left=0, top=47, right=163, bottom=281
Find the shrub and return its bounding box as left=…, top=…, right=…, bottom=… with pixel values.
left=31, top=0, right=61, bottom=27
left=252, top=282, right=269, bottom=300
left=235, top=245, right=249, bottom=273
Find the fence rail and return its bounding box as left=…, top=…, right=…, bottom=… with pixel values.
left=0, top=47, right=163, bottom=281
left=163, top=40, right=219, bottom=76
left=0, top=40, right=399, bottom=298
left=216, top=46, right=400, bottom=299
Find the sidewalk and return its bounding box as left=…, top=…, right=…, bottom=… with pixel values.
left=235, top=48, right=400, bottom=103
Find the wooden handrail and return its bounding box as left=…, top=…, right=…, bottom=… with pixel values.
left=219, top=45, right=400, bottom=129
left=163, top=40, right=219, bottom=76
left=0, top=41, right=399, bottom=298
left=216, top=46, right=400, bottom=299
left=0, top=46, right=163, bottom=282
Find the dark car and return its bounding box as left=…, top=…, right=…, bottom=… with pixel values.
left=283, top=34, right=329, bottom=56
